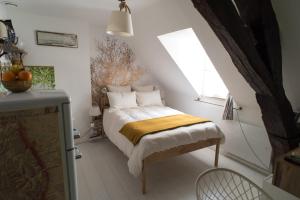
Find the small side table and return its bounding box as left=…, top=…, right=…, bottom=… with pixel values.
left=89, top=105, right=105, bottom=139
left=263, top=175, right=299, bottom=200
left=90, top=116, right=105, bottom=138
left=273, top=147, right=300, bottom=198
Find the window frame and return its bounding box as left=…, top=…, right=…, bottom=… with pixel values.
left=158, top=28, right=229, bottom=100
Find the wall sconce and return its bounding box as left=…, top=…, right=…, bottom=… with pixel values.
left=89, top=105, right=101, bottom=117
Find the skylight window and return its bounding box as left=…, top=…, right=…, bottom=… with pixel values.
left=158, top=28, right=228, bottom=99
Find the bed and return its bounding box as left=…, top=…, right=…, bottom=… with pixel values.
left=98, top=87, right=225, bottom=194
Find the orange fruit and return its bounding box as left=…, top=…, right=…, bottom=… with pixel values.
left=18, top=71, right=32, bottom=81
left=11, top=65, right=22, bottom=75
left=2, top=71, right=16, bottom=81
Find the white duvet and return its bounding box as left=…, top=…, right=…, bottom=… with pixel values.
left=103, top=106, right=225, bottom=177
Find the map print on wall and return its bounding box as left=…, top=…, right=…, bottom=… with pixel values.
left=90, top=36, right=144, bottom=104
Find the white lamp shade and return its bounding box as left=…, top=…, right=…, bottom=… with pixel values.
left=0, top=21, right=7, bottom=38
left=106, top=11, right=134, bottom=37
left=89, top=105, right=101, bottom=117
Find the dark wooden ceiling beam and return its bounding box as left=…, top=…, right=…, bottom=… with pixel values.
left=191, top=0, right=300, bottom=165
left=191, top=0, right=274, bottom=95
left=234, top=0, right=283, bottom=87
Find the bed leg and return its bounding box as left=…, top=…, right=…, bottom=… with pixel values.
left=214, top=142, right=220, bottom=167
left=142, top=161, right=146, bottom=194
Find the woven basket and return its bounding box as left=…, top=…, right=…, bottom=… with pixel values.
left=2, top=80, right=32, bottom=93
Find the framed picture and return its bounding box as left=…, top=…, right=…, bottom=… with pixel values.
left=36, top=30, right=78, bottom=48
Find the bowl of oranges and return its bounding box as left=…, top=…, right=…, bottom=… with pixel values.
left=1, top=65, right=33, bottom=93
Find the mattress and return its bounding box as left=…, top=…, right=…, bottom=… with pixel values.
left=103, top=106, right=225, bottom=177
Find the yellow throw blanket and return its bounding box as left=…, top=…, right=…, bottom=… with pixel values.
left=119, top=114, right=210, bottom=145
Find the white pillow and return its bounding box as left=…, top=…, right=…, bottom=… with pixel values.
left=136, top=90, right=163, bottom=106
left=107, top=85, right=131, bottom=92
left=107, top=92, right=138, bottom=109
left=132, top=85, right=154, bottom=92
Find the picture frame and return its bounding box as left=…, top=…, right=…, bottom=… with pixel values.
left=36, top=30, right=78, bottom=48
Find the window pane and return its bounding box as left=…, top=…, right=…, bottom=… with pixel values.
left=158, top=28, right=228, bottom=99
left=202, top=70, right=228, bottom=98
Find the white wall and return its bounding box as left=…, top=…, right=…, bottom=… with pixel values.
left=128, top=0, right=272, bottom=169
left=89, top=25, right=106, bottom=59
left=272, top=0, right=300, bottom=111
left=7, top=8, right=92, bottom=134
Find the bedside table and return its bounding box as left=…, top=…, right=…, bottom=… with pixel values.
left=273, top=147, right=300, bottom=198
left=90, top=115, right=107, bottom=140
left=89, top=105, right=105, bottom=139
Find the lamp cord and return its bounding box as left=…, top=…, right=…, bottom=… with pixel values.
left=235, top=109, right=269, bottom=169
left=119, top=0, right=131, bottom=13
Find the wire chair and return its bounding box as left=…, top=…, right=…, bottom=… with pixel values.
left=196, top=168, right=273, bottom=200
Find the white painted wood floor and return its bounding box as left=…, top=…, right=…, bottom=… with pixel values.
left=76, top=139, right=266, bottom=200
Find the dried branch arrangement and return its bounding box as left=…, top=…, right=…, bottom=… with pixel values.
left=90, top=37, right=144, bottom=104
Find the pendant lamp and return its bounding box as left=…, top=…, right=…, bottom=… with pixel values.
left=106, top=0, right=134, bottom=37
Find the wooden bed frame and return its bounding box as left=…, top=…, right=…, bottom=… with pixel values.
left=142, top=138, right=220, bottom=194
left=97, top=86, right=221, bottom=194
